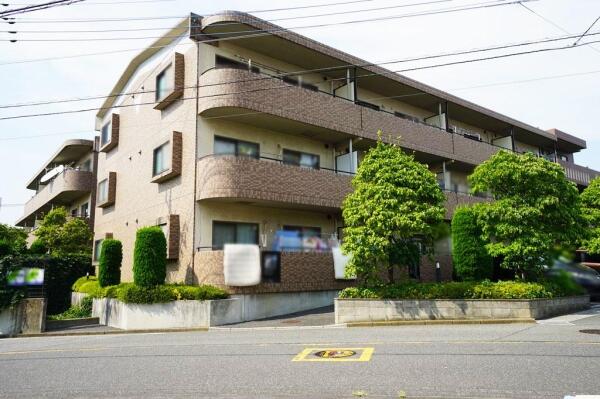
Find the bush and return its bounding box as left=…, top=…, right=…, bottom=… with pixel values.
left=48, top=296, right=93, bottom=320
left=0, top=254, right=92, bottom=314
left=544, top=270, right=584, bottom=297
left=28, top=239, right=47, bottom=255
left=339, top=279, right=582, bottom=300
left=71, top=280, right=229, bottom=304
left=133, top=227, right=167, bottom=287
left=98, top=239, right=122, bottom=287
left=452, top=207, right=493, bottom=281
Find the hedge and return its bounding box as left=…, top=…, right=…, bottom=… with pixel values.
left=98, top=239, right=122, bottom=287
left=0, top=254, right=92, bottom=313
left=451, top=206, right=493, bottom=281
left=72, top=280, right=229, bottom=304
left=133, top=227, right=167, bottom=287
left=338, top=278, right=583, bottom=300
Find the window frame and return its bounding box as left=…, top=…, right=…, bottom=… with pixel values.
left=152, top=140, right=172, bottom=177
left=282, top=149, right=320, bottom=169
left=93, top=239, right=103, bottom=262
left=155, top=63, right=173, bottom=102
left=214, top=136, right=259, bottom=159
left=212, top=221, right=259, bottom=249
left=283, top=225, right=322, bottom=239
left=100, top=120, right=112, bottom=147
left=97, top=178, right=108, bottom=204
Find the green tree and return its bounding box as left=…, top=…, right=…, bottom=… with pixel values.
left=342, top=136, right=446, bottom=285
left=98, top=239, right=122, bottom=287
left=451, top=206, right=492, bottom=281
left=34, top=207, right=92, bottom=256
left=133, top=227, right=167, bottom=287
left=580, top=176, right=600, bottom=254
left=469, top=151, right=584, bottom=279
left=0, top=223, right=27, bottom=257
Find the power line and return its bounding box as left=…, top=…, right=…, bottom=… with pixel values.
left=2, top=36, right=600, bottom=121
left=518, top=2, right=600, bottom=56
left=0, top=0, right=527, bottom=62
left=3, top=0, right=175, bottom=5
left=1, top=29, right=598, bottom=110
left=2, top=0, right=454, bottom=33
left=0, top=0, right=85, bottom=17
left=4, top=66, right=600, bottom=142
left=1, top=0, right=533, bottom=41
left=573, top=15, right=600, bottom=46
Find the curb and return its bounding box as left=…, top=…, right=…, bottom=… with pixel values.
left=346, top=318, right=536, bottom=327
left=210, top=324, right=347, bottom=331
left=16, top=327, right=209, bottom=338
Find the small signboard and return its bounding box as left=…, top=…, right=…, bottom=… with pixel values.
left=7, top=268, right=45, bottom=286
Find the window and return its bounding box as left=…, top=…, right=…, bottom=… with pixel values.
left=215, top=55, right=259, bottom=73
left=71, top=208, right=78, bottom=217
left=282, top=149, right=319, bottom=169
left=97, top=179, right=108, bottom=203
left=153, top=142, right=171, bottom=176
left=214, top=136, right=259, bottom=158
left=101, top=120, right=111, bottom=146
left=94, top=239, right=103, bottom=261
left=212, top=221, right=259, bottom=249
left=155, top=64, right=173, bottom=102
left=80, top=203, right=89, bottom=218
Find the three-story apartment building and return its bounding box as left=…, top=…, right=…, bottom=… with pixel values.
left=89, top=11, right=597, bottom=298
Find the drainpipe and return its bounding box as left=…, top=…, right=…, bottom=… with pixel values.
left=191, top=33, right=201, bottom=285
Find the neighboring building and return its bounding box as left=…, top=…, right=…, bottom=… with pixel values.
left=90, top=12, right=599, bottom=294
left=16, top=138, right=98, bottom=243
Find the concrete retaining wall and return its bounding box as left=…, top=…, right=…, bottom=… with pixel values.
left=0, top=306, right=21, bottom=337
left=0, top=298, right=47, bottom=337
left=71, top=292, right=89, bottom=307
left=93, top=290, right=340, bottom=330
left=335, top=296, right=590, bottom=324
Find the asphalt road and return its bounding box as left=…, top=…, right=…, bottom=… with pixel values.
left=1, top=309, right=600, bottom=399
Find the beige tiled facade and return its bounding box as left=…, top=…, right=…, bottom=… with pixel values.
left=82, top=12, right=599, bottom=290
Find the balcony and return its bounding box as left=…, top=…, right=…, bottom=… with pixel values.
left=559, top=160, right=600, bottom=187
left=197, top=154, right=487, bottom=220
left=196, top=154, right=352, bottom=211
left=17, top=168, right=94, bottom=226
left=197, top=67, right=504, bottom=167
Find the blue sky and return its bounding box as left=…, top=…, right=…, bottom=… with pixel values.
left=1, top=0, right=599, bottom=224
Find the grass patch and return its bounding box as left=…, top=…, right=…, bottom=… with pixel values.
left=47, top=296, right=92, bottom=320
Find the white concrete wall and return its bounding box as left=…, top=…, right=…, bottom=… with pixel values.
left=335, top=296, right=590, bottom=324
left=0, top=306, right=20, bottom=337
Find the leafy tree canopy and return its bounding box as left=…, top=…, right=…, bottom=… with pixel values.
left=34, top=207, right=93, bottom=256
left=469, top=151, right=584, bottom=279
left=0, top=223, right=27, bottom=258
left=342, top=135, right=446, bottom=285
left=581, top=176, right=600, bottom=255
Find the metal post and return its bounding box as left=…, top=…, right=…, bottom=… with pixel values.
left=444, top=101, right=449, bottom=132
left=347, top=69, right=355, bottom=102
left=349, top=139, right=354, bottom=173
left=510, top=126, right=516, bottom=152
left=435, top=261, right=441, bottom=282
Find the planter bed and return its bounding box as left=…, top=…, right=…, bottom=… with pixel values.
left=92, top=297, right=242, bottom=330
left=334, top=296, right=590, bottom=324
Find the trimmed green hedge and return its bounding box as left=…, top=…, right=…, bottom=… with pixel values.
left=133, top=227, right=166, bottom=287
left=72, top=280, right=229, bottom=304
left=339, top=278, right=583, bottom=300
left=451, top=206, right=493, bottom=281
left=0, top=254, right=92, bottom=313
left=98, top=239, right=122, bottom=287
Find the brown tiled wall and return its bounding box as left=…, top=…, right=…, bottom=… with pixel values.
left=194, top=250, right=353, bottom=294
left=98, top=171, right=117, bottom=208
left=420, top=255, right=453, bottom=282
left=151, top=131, right=183, bottom=184
left=444, top=192, right=489, bottom=219
left=167, top=214, right=180, bottom=260
left=197, top=155, right=353, bottom=210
